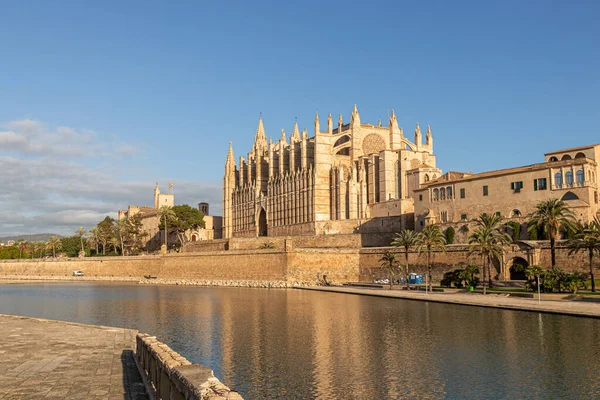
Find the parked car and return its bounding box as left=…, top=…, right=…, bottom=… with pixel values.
left=73, top=270, right=84, bottom=276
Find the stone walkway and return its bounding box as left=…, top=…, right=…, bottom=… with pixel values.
left=299, top=286, right=600, bottom=318
left=0, top=315, right=148, bottom=400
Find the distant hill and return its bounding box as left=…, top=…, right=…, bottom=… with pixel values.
left=0, top=233, right=64, bottom=244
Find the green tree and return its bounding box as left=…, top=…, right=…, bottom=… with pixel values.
left=60, top=236, right=87, bottom=257
left=158, top=205, right=177, bottom=250
left=0, top=245, right=20, bottom=259
left=468, top=213, right=511, bottom=293
left=379, top=250, right=397, bottom=290
left=566, top=218, right=600, bottom=292
left=528, top=199, right=575, bottom=269
left=162, top=205, right=205, bottom=252
left=507, top=221, right=522, bottom=242
left=124, top=214, right=144, bottom=255
left=47, top=236, right=62, bottom=258
left=391, top=229, right=421, bottom=290
left=97, top=216, right=115, bottom=255
left=114, top=217, right=128, bottom=256
left=416, top=225, right=446, bottom=293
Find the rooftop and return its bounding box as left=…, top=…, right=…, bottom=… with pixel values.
left=416, top=156, right=595, bottom=191
left=544, top=144, right=600, bottom=156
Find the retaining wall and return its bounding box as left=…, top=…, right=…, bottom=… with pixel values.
left=136, top=333, right=243, bottom=400
left=0, top=243, right=595, bottom=285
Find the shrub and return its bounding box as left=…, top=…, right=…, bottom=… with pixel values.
left=459, top=225, right=469, bottom=234
left=461, top=264, right=480, bottom=288
left=440, top=268, right=467, bottom=288
left=260, top=241, right=276, bottom=249
left=445, top=227, right=456, bottom=244
left=440, top=271, right=453, bottom=288
left=525, top=266, right=589, bottom=293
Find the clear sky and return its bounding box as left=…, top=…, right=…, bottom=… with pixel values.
left=0, top=0, right=598, bottom=236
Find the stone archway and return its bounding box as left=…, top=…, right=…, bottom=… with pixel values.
left=508, top=257, right=529, bottom=280
left=258, top=208, right=268, bottom=237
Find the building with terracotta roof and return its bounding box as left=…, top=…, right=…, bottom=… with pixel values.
left=414, top=144, right=600, bottom=230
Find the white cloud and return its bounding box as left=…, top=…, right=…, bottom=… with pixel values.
left=0, top=119, right=221, bottom=236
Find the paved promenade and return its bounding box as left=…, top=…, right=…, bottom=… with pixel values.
left=299, top=286, right=600, bottom=318
left=0, top=315, right=148, bottom=400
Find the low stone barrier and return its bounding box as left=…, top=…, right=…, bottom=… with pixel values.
left=136, top=333, right=243, bottom=400
left=137, top=278, right=311, bottom=288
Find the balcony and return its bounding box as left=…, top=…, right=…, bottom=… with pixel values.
left=551, top=181, right=596, bottom=190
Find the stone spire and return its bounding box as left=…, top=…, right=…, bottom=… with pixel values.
left=291, top=120, right=300, bottom=142
left=350, top=104, right=360, bottom=128
left=389, top=109, right=401, bottom=150
left=253, top=117, right=267, bottom=155
left=280, top=128, right=288, bottom=146
left=389, top=109, right=399, bottom=133
left=327, top=113, right=333, bottom=134
left=338, top=113, right=343, bottom=131
left=314, top=112, right=320, bottom=136
left=426, top=125, right=433, bottom=148
left=414, top=123, right=422, bottom=147
left=225, top=141, right=235, bottom=169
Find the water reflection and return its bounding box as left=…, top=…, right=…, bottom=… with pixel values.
left=0, top=283, right=599, bottom=399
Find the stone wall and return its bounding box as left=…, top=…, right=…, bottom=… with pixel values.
left=0, top=251, right=287, bottom=282
left=287, top=248, right=360, bottom=282
left=136, top=333, right=242, bottom=400
left=0, top=242, right=595, bottom=286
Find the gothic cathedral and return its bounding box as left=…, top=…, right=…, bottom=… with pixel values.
left=223, top=105, right=441, bottom=238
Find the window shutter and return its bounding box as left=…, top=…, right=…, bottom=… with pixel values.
left=534, top=179, right=538, bottom=191
left=511, top=182, right=515, bottom=190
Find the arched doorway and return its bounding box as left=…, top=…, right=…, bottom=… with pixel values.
left=191, top=234, right=198, bottom=242
left=508, top=257, right=529, bottom=280
left=258, top=208, right=268, bottom=237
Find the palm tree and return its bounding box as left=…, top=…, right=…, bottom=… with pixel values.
left=75, top=227, right=86, bottom=256
left=47, top=236, right=62, bottom=258
left=158, top=205, right=177, bottom=251
left=391, top=229, right=421, bottom=290
left=108, top=237, right=120, bottom=254
left=567, top=217, right=600, bottom=292
left=87, top=228, right=100, bottom=256
left=416, top=225, right=446, bottom=293
left=379, top=250, right=398, bottom=290
left=528, top=199, right=575, bottom=269
left=26, top=241, right=35, bottom=259
left=37, top=241, right=47, bottom=258
left=17, top=239, right=27, bottom=259
left=472, top=213, right=512, bottom=289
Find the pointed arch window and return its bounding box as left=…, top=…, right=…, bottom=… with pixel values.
left=440, top=187, right=446, bottom=200
left=447, top=186, right=453, bottom=199
left=433, top=188, right=439, bottom=201
left=576, top=170, right=584, bottom=186
left=565, top=171, right=574, bottom=187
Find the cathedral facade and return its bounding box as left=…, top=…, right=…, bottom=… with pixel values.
left=223, top=105, right=441, bottom=238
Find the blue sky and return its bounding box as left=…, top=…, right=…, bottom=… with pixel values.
left=0, top=0, right=598, bottom=235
